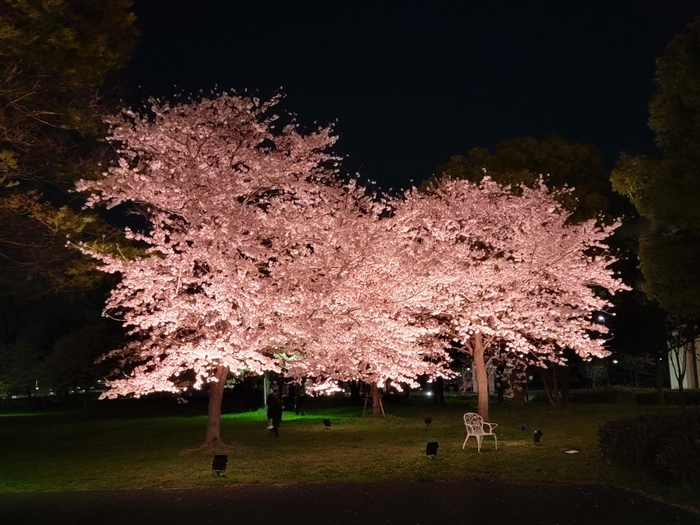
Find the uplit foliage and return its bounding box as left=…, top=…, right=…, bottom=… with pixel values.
left=390, top=178, right=628, bottom=418
left=277, top=188, right=448, bottom=389
left=79, top=94, right=460, bottom=443
left=78, top=93, right=341, bottom=397
left=79, top=93, right=452, bottom=397
left=81, top=93, right=626, bottom=440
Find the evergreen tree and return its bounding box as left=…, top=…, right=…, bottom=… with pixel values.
left=0, top=0, right=138, bottom=294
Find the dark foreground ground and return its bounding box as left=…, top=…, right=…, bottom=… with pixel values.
left=0, top=481, right=698, bottom=525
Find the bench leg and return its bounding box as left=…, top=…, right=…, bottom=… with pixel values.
left=476, top=435, right=483, bottom=453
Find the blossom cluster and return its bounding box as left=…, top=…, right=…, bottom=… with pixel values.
left=78, top=94, right=627, bottom=398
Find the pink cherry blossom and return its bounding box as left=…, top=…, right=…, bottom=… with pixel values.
left=387, top=177, right=628, bottom=419
left=78, top=93, right=627, bottom=441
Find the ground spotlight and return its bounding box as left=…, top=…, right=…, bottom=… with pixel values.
left=424, top=416, right=432, bottom=428
left=212, top=454, right=228, bottom=476
left=534, top=430, right=543, bottom=445
left=323, top=419, right=331, bottom=428
left=426, top=441, right=439, bottom=459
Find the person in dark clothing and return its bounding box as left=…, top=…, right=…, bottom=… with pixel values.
left=266, top=386, right=283, bottom=437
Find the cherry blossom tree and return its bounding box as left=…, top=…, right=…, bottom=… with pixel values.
left=275, top=188, right=449, bottom=413
left=78, top=92, right=627, bottom=438
left=77, top=93, right=450, bottom=442
left=77, top=93, right=341, bottom=446
left=390, top=178, right=628, bottom=420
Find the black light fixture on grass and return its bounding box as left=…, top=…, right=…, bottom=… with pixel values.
left=533, top=430, right=543, bottom=445
left=212, top=455, right=228, bottom=476
left=424, top=416, right=432, bottom=428
left=426, top=441, right=439, bottom=459
left=323, top=419, right=331, bottom=428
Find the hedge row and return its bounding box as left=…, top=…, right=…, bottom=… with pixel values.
left=599, top=411, right=700, bottom=487
left=635, top=390, right=700, bottom=405
left=570, top=387, right=636, bottom=404
left=570, top=388, right=700, bottom=405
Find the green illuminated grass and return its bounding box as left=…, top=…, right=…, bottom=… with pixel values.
left=0, top=398, right=694, bottom=508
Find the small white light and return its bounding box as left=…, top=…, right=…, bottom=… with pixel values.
left=426, top=391, right=433, bottom=396
left=597, top=315, right=605, bottom=322
left=612, top=360, right=618, bottom=364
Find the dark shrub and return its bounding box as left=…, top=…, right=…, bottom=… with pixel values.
left=570, top=386, right=636, bottom=404
left=662, top=390, right=700, bottom=405
left=635, top=390, right=700, bottom=405
left=635, top=392, right=662, bottom=405
left=599, top=410, right=700, bottom=487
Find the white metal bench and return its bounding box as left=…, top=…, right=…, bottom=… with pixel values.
left=462, top=412, right=498, bottom=452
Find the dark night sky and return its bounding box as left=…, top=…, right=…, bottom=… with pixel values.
left=126, top=0, right=700, bottom=190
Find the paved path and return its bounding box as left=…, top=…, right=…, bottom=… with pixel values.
left=0, top=481, right=697, bottom=525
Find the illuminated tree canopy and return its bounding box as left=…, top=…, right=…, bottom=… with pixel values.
left=80, top=94, right=626, bottom=442
left=79, top=94, right=452, bottom=442
left=278, top=188, right=448, bottom=391
left=389, top=178, right=628, bottom=419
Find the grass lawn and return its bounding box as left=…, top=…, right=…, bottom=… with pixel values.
left=0, top=397, right=695, bottom=507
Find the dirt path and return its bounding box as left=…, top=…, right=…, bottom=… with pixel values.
left=0, top=481, right=697, bottom=525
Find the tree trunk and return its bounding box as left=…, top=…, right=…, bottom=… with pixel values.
left=433, top=377, right=445, bottom=405
left=291, top=383, right=301, bottom=415
left=371, top=382, right=382, bottom=416
left=204, top=365, right=229, bottom=447
left=263, top=371, right=270, bottom=407
left=692, top=340, right=699, bottom=390
left=539, top=367, right=560, bottom=407
left=677, top=344, right=687, bottom=408
left=655, top=351, right=665, bottom=404
left=473, top=332, right=489, bottom=420
left=511, top=363, right=527, bottom=405
left=559, top=365, right=570, bottom=405
left=349, top=380, right=361, bottom=402
left=511, top=385, right=525, bottom=404
left=495, top=365, right=505, bottom=404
